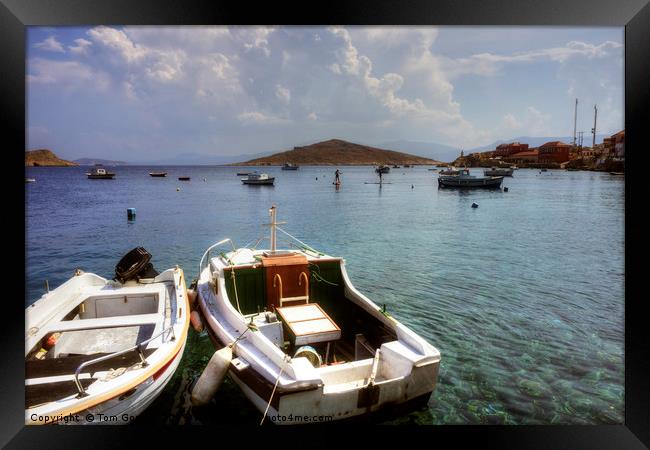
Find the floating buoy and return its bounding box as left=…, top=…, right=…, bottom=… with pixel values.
left=504, top=187, right=509, bottom=192
left=411, top=184, right=414, bottom=189
left=187, top=289, right=198, bottom=308
left=42, top=332, right=61, bottom=350
left=190, top=310, right=204, bottom=333
left=203, top=178, right=206, bottom=182
left=176, top=187, right=180, bottom=191
left=471, top=202, right=479, bottom=208
left=191, top=345, right=233, bottom=406
left=316, top=177, right=318, bottom=180
left=127, top=208, right=136, bottom=220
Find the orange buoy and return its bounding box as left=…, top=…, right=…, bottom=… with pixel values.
left=187, top=289, right=198, bottom=308
left=190, top=310, right=204, bottom=333
left=43, top=332, right=61, bottom=350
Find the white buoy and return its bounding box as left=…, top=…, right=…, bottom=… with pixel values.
left=190, top=345, right=232, bottom=406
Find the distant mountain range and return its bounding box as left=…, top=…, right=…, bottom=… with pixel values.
left=128, top=151, right=273, bottom=166
left=237, top=139, right=441, bottom=166
left=73, top=158, right=129, bottom=166
left=374, top=140, right=462, bottom=164
left=468, top=134, right=610, bottom=153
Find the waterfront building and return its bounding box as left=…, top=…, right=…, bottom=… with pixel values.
left=538, top=141, right=571, bottom=163
left=504, top=149, right=539, bottom=163
left=494, top=142, right=530, bottom=157
left=613, top=130, right=625, bottom=160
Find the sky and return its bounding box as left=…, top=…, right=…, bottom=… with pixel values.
left=26, top=26, right=624, bottom=161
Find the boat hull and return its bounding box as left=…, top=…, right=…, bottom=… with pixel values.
left=438, top=176, right=503, bottom=188
left=483, top=169, right=513, bottom=177
left=65, top=339, right=186, bottom=425
left=242, top=179, right=275, bottom=185
left=86, top=175, right=115, bottom=179
left=200, top=315, right=438, bottom=424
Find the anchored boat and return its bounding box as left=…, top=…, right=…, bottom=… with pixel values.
left=149, top=172, right=168, bottom=177
left=242, top=172, right=275, bottom=185
left=438, top=168, right=503, bottom=188
left=483, top=167, right=513, bottom=177
left=281, top=163, right=299, bottom=170
left=86, top=167, right=115, bottom=179
left=438, top=167, right=461, bottom=176
left=25, top=248, right=189, bottom=425
left=195, top=205, right=441, bottom=424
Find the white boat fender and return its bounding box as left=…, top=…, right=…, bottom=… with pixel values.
left=190, top=345, right=233, bottom=407
left=190, top=310, right=204, bottom=333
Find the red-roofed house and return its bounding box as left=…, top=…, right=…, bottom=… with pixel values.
left=494, top=142, right=529, bottom=157
left=538, top=141, right=571, bottom=163
left=504, top=149, right=539, bottom=163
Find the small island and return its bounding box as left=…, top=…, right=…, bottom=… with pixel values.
left=235, top=139, right=441, bottom=166
left=25, top=149, right=77, bottom=167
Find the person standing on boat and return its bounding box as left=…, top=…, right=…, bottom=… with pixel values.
left=378, top=169, right=383, bottom=184
left=335, top=169, right=341, bottom=184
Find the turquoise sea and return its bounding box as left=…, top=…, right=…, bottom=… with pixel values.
left=25, top=165, right=624, bottom=424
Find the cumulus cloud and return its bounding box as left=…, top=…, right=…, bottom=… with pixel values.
left=68, top=38, right=92, bottom=55
left=26, top=26, right=623, bottom=158
left=34, top=36, right=65, bottom=53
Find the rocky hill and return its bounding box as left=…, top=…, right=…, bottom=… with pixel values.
left=25, top=149, right=77, bottom=167
left=237, top=139, right=441, bottom=166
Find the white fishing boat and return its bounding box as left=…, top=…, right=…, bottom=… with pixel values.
left=438, top=167, right=461, bottom=176
left=483, top=167, right=513, bottom=177
left=195, top=205, right=441, bottom=424
left=25, top=248, right=190, bottom=425
left=438, top=168, right=503, bottom=188
left=86, top=167, right=115, bottom=179
left=241, top=172, right=275, bottom=185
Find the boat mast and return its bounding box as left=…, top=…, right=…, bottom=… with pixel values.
left=266, top=205, right=286, bottom=254
left=573, top=98, right=578, bottom=147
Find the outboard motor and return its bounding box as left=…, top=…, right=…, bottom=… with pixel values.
left=115, top=247, right=158, bottom=282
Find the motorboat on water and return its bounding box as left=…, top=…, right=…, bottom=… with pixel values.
left=178, top=177, right=191, bottom=181
left=195, top=205, right=441, bottom=424
left=281, top=163, right=299, bottom=170
left=438, top=168, right=503, bottom=188
left=438, top=167, right=462, bottom=176
left=241, top=172, right=275, bottom=185
left=149, top=172, right=167, bottom=177
left=25, top=248, right=190, bottom=425
left=26, top=178, right=36, bottom=183
left=86, top=167, right=115, bottom=179
left=483, top=167, right=513, bottom=177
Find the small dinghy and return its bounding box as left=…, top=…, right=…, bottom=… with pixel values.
left=25, top=248, right=190, bottom=425
left=195, top=205, right=440, bottom=424
left=149, top=172, right=168, bottom=177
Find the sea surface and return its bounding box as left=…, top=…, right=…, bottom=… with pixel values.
left=25, top=165, right=625, bottom=425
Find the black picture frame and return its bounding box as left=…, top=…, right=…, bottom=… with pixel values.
left=4, top=0, right=649, bottom=447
